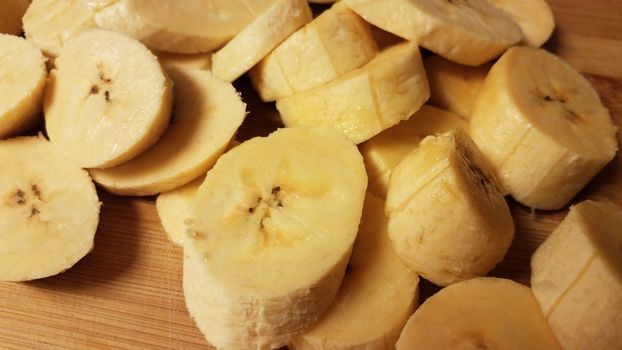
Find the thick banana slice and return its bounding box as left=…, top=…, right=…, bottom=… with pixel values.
left=396, top=277, right=562, bottom=349
left=183, top=127, right=367, bottom=349
left=250, top=2, right=378, bottom=101
left=90, top=68, right=245, bottom=195
left=531, top=200, right=622, bottom=350
left=0, top=136, right=100, bottom=282
left=156, top=176, right=204, bottom=247
left=44, top=29, right=173, bottom=169
left=0, top=0, right=30, bottom=35
left=490, top=0, right=555, bottom=47
left=277, top=42, right=429, bottom=144
left=470, top=47, right=618, bottom=210
left=424, top=55, right=490, bottom=120
left=0, top=34, right=47, bottom=139
left=212, top=0, right=312, bottom=83
left=154, top=51, right=212, bottom=72
left=23, top=0, right=97, bottom=57
left=386, top=129, right=513, bottom=286
left=343, top=0, right=522, bottom=66
left=291, top=193, right=419, bottom=350
left=94, top=0, right=273, bottom=54
left=361, top=105, right=468, bottom=198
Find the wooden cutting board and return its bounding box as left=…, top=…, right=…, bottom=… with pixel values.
left=1, top=1, right=621, bottom=349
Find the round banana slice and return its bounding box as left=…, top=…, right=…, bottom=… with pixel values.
left=156, top=177, right=204, bottom=247
left=0, top=34, right=47, bottom=139
left=0, top=0, right=30, bottom=35
left=212, top=0, right=312, bottom=83
left=184, top=127, right=367, bottom=349
left=89, top=68, right=246, bottom=195
left=386, top=129, right=514, bottom=286
left=470, top=47, right=618, bottom=210
left=490, top=0, right=555, bottom=47
left=0, top=136, right=100, bottom=282
left=292, top=193, right=419, bottom=350
left=44, top=29, right=173, bottom=169
left=396, top=278, right=562, bottom=349
left=343, top=0, right=522, bottom=66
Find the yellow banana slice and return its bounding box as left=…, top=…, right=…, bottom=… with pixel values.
left=154, top=51, right=212, bottom=72
left=156, top=176, right=204, bottom=247
left=490, top=0, right=555, bottom=47
left=0, top=0, right=30, bottom=35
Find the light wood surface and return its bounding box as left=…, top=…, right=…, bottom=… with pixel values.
left=1, top=1, right=621, bottom=349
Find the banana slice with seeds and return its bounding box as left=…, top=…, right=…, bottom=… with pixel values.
left=0, top=0, right=30, bottom=35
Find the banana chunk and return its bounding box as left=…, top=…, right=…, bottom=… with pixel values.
left=396, top=277, right=562, bottom=349
left=291, top=193, right=419, bottom=350
left=531, top=200, right=622, bottom=350
left=0, top=0, right=30, bottom=35
left=184, top=127, right=367, bottom=349
left=490, top=0, right=555, bottom=47
left=277, top=42, right=429, bottom=144
left=250, top=2, right=378, bottom=101
left=212, top=0, right=312, bottom=83
left=156, top=177, right=204, bottom=247
left=343, top=0, right=522, bottom=66
left=470, top=47, right=618, bottom=210
left=154, top=51, right=212, bottom=72
left=386, top=129, right=513, bottom=286
left=44, top=29, right=173, bottom=169
left=0, top=34, right=47, bottom=139
left=0, top=136, right=100, bottom=282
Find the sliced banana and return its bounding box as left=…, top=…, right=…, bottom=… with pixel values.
left=291, top=193, right=419, bottom=350
left=0, top=0, right=30, bottom=35
left=0, top=34, right=47, bottom=139
left=250, top=2, right=378, bottom=101
left=386, top=129, right=513, bottom=286
left=470, top=47, right=618, bottom=210
left=343, top=0, right=522, bottom=66
left=154, top=51, right=212, bottom=73
left=531, top=200, right=622, bottom=350
left=156, top=176, right=204, bottom=247
left=396, top=277, right=562, bottom=349
left=0, top=136, right=100, bottom=282
left=277, top=42, right=429, bottom=144
left=212, top=0, right=312, bottom=83
left=23, top=0, right=97, bottom=57
left=90, top=68, right=245, bottom=195
left=44, top=29, right=173, bottom=169
left=361, top=105, right=468, bottom=198
left=183, top=127, right=367, bottom=349
left=490, top=0, right=555, bottom=47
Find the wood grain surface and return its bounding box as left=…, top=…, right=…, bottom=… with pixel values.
left=1, top=1, right=621, bottom=349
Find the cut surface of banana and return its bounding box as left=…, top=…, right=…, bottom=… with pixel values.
left=531, top=200, right=622, bottom=350
left=156, top=176, right=204, bottom=247
left=44, top=29, right=173, bottom=169
left=343, top=0, right=522, bottom=66
left=250, top=2, right=378, bottom=101
left=0, top=0, right=30, bottom=35
left=277, top=42, right=429, bottom=144
left=291, top=192, right=419, bottom=350
left=0, top=34, right=47, bottom=139
left=386, top=129, right=513, bottom=286
left=154, top=51, right=212, bottom=72
left=396, top=277, right=562, bottom=350
left=490, top=0, right=555, bottom=47
left=470, top=46, right=618, bottom=210
left=184, top=127, right=367, bottom=349
left=212, top=0, right=312, bottom=83
left=90, top=68, right=245, bottom=195
left=0, top=136, right=100, bottom=282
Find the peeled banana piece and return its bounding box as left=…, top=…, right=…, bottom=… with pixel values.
left=0, top=0, right=30, bottom=35
left=0, top=34, right=47, bottom=139
left=386, top=129, right=514, bottom=286
left=490, top=0, right=555, bottom=47
left=531, top=200, right=622, bottom=350
left=396, top=277, right=562, bottom=350
left=156, top=176, right=204, bottom=247
left=154, top=51, right=212, bottom=72
left=470, top=46, right=618, bottom=210
left=277, top=42, right=429, bottom=144
left=0, top=136, right=100, bottom=282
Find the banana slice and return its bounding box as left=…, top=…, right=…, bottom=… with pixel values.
left=343, top=0, right=522, bottom=66
left=531, top=200, right=622, bottom=350
left=94, top=0, right=273, bottom=54
left=0, top=0, right=30, bottom=35
left=212, top=0, right=312, bottom=83
left=89, top=68, right=245, bottom=195
left=361, top=105, right=468, bottom=198
left=277, top=42, right=429, bottom=144
left=0, top=136, right=100, bottom=282
left=183, top=127, right=367, bottom=349
left=23, top=0, right=97, bottom=57
left=386, top=129, right=513, bottom=286
left=250, top=2, right=378, bottom=101
left=44, top=29, right=173, bottom=169
left=291, top=193, right=419, bottom=350
left=396, top=277, right=562, bottom=349
left=0, top=34, right=47, bottom=139
left=154, top=51, right=212, bottom=72
left=424, top=55, right=490, bottom=120
left=156, top=176, right=204, bottom=247
left=490, top=0, right=555, bottom=47
left=470, top=47, right=618, bottom=210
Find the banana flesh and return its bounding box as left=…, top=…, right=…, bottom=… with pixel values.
left=490, top=0, right=555, bottom=47
left=156, top=177, right=204, bottom=247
